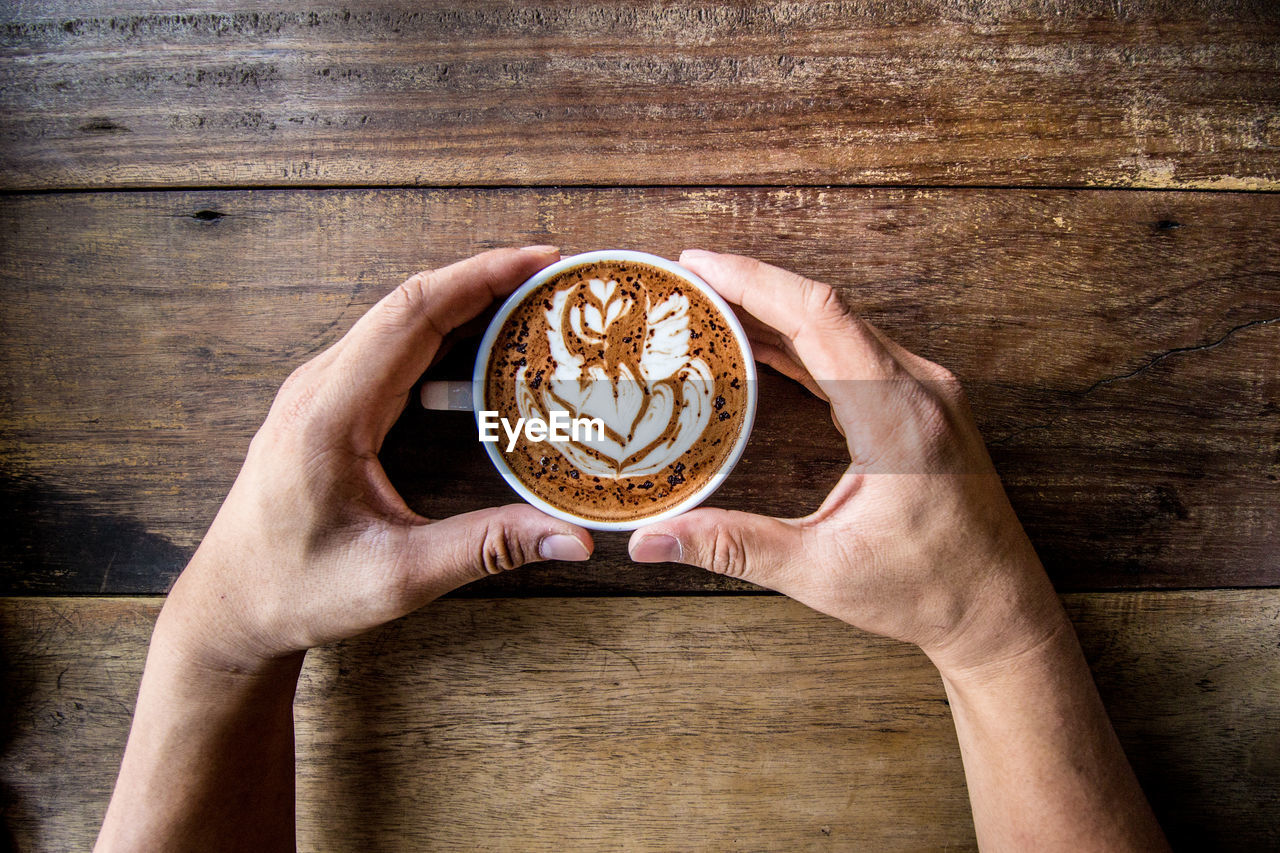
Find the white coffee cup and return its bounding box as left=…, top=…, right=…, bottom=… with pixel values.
left=421, top=250, right=757, bottom=531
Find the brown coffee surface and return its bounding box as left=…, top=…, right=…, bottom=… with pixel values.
left=484, top=259, right=749, bottom=522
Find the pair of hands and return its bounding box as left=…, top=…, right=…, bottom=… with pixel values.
left=165, top=246, right=1062, bottom=679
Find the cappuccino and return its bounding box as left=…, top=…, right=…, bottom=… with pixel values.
left=484, top=259, right=750, bottom=523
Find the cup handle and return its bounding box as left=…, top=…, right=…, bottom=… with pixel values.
left=420, top=380, right=474, bottom=412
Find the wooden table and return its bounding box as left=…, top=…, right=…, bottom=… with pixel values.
left=2, top=2, right=1277, bottom=849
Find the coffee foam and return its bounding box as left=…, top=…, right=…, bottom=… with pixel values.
left=485, top=260, right=749, bottom=522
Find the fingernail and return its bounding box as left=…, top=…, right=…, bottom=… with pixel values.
left=539, top=533, right=589, bottom=562
left=680, top=248, right=713, bottom=259
left=520, top=244, right=559, bottom=253
left=630, top=534, right=682, bottom=563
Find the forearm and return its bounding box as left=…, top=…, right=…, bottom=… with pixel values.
left=936, top=610, right=1168, bottom=852
left=96, top=604, right=304, bottom=852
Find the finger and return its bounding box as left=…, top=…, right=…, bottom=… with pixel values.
left=406, top=503, right=593, bottom=599
left=734, top=306, right=790, bottom=352
left=861, top=320, right=943, bottom=383
left=738, top=310, right=832, bottom=401
left=629, top=507, right=804, bottom=591
left=751, top=342, right=844, bottom=436
left=681, top=250, right=911, bottom=446
left=680, top=249, right=900, bottom=386
left=335, top=246, right=560, bottom=412
left=752, top=339, right=829, bottom=403
left=425, top=313, right=494, bottom=373
left=860, top=320, right=968, bottom=419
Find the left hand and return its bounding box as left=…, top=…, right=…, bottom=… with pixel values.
left=628, top=250, right=1063, bottom=674
left=159, top=246, right=594, bottom=673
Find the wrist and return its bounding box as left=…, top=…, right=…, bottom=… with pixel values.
left=930, top=610, right=1076, bottom=692
left=149, top=604, right=305, bottom=696
left=921, top=564, right=1071, bottom=682
left=155, top=554, right=303, bottom=683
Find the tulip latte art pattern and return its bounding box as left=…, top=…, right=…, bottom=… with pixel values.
left=485, top=260, right=749, bottom=522
left=527, top=277, right=713, bottom=478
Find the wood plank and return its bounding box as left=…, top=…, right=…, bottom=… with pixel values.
left=1, top=1, right=1278, bottom=190
left=1, top=592, right=1277, bottom=850
left=1, top=187, right=1276, bottom=595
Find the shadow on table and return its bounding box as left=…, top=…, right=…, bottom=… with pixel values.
left=296, top=617, right=445, bottom=851
left=0, top=615, right=30, bottom=851
left=0, top=471, right=188, bottom=595
left=1069, top=595, right=1280, bottom=850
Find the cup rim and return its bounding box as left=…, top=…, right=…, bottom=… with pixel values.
left=472, top=249, right=758, bottom=532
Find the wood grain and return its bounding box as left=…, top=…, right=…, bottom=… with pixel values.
left=1, top=592, right=1277, bottom=851
left=2, top=1, right=1278, bottom=190
left=1, top=187, right=1276, bottom=595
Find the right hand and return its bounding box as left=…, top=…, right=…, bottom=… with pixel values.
left=161, top=247, right=593, bottom=675
left=629, top=250, right=1068, bottom=674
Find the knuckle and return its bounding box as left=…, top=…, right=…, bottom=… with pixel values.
left=384, top=271, right=436, bottom=323
left=920, top=395, right=953, bottom=438
left=277, top=360, right=313, bottom=395
left=479, top=520, right=526, bottom=575
left=272, top=367, right=323, bottom=429
left=255, top=361, right=341, bottom=457
left=806, top=280, right=850, bottom=321
left=927, top=362, right=967, bottom=404
left=795, top=279, right=859, bottom=344
left=928, top=361, right=958, bottom=385
left=910, top=389, right=959, bottom=454
left=708, top=524, right=750, bottom=579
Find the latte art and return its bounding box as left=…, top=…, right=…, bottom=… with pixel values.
left=516, top=276, right=714, bottom=479
left=485, top=259, right=750, bottom=523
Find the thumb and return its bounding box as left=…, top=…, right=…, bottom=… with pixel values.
left=408, top=504, right=593, bottom=597
left=628, top=508, right=802, bottom=590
